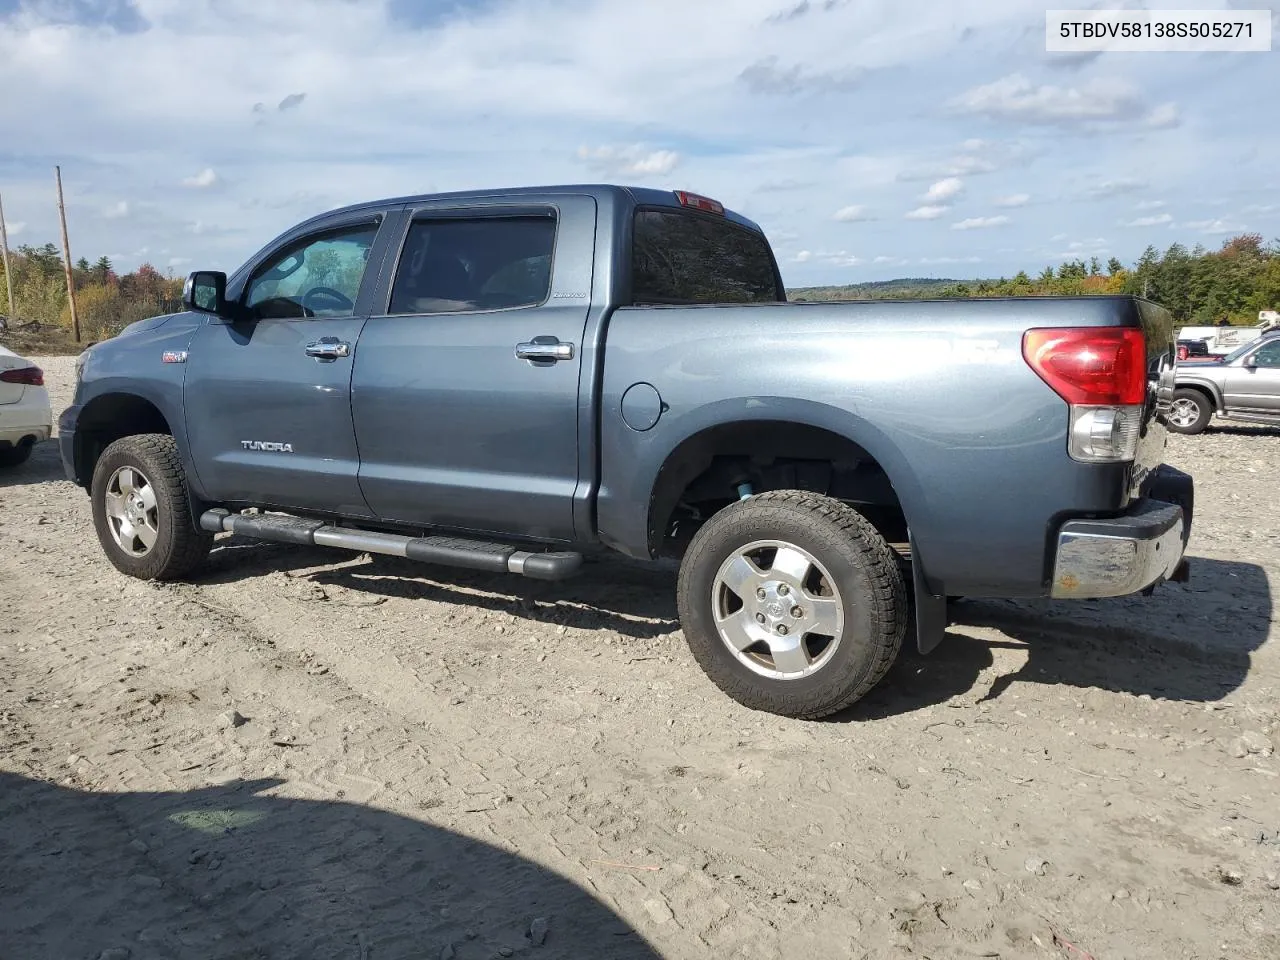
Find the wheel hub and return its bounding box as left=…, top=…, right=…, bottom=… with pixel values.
left=711, top=540, right=845, bottom=681
left=757, top=582, right=804, bottom=633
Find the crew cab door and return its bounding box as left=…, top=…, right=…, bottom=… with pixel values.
left=184, top=210, right=398, bottom=515
left=351, top=196, right=596, bottom=541
left=1223, top=338, right=1280, bottom=412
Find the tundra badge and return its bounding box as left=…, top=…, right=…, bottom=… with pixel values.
left=241, top=441, right=294, bottom=453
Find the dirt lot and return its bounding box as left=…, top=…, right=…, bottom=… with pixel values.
left=2, top=355, right=1278, bottom=960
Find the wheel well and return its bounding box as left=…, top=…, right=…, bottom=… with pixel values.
left=1175, top=383, right=1218, bottom=412
left=648, top=420, right=907, bottom=558
left=73, top=393, right=172, bottom=486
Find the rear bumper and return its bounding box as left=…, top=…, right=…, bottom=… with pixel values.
left=1050, top=465, right=1193, bottom=599
left=0, top=424, right=51, bottom=448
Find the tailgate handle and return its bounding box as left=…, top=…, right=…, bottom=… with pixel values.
left=515, top=337, right=574, bottom=362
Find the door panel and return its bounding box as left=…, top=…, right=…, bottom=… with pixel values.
left=184, top=216, right=392, bottom=515
left=185, top=316, right=372, bottom=514
left=352, top=196, right=597, bottom=542
left=1223, top=339, right=1280, bottom=412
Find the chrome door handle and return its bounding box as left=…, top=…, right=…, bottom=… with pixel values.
left=515, top=337, right=574, bottom=362
left=305, top=337, right=350, bottom=361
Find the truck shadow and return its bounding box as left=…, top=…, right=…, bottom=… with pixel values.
left=0, top=772, right=660, bottom=960
left=848, top=555, right=1272, bottom=720
left=204, top=540, right=1270, bottom=714
left=1203, top=424, right=1280, bottom=438
left=203, top=539, right=683, bottom=639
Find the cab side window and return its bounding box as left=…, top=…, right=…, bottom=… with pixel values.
left=244, top=223, right=380, bottom=320
left=386, top=216, right=556, bottom=316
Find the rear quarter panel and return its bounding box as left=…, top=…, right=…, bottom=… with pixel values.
left=597, top=295, right=1171, bottom=598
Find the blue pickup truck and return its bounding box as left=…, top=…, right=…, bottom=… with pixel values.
left=61, top=184, right=1193, bottom=718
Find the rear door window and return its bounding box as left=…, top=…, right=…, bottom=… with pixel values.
left=387, top=216, right=557, bottom=315
left=631, top=209, right=783, bottom=305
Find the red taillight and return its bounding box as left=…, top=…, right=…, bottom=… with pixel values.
left=0, top=366, right=44, bottom=386
left=674, top=190, right=725, bottom=215
left=1022, top=328, right=1146, bottom=406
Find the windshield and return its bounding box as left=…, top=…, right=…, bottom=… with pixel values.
left=1220, top=340, right=1258, bottom=364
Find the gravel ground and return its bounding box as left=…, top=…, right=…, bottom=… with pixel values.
left=1, top=353, right=1277, bottom=960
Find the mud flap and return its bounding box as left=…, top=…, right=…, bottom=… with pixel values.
left=1146, top=463, right=1194, bottom=588
left=909, top=531, right=948, bottom=655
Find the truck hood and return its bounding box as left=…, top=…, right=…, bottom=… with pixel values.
left=116, top=312, right=181, bottom=338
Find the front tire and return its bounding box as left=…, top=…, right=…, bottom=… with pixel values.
left=676, top=490, right=907, bottom=719
left=1168, top=388, right=1212, bottom=435
left=90, top=433, right=212, bottom=581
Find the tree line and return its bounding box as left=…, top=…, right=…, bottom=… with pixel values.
left=4, top=232, right=1278, bottom=345
left=791, top=233, right=1280, bottom=326
left=0, top=241, right=183, bottom=341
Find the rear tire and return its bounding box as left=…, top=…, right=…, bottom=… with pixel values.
left=1168, top=388, right=1211, bottom=435
left=0, top=440, right=33, bottom=468
left=90, top=433, right=212, bottom=581
left=676, top=490, right=907, bottom=719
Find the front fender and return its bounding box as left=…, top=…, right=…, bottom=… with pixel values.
left=1175, top=375, right=1226, bottom=411
left=64, top=315, right=203, bottom=496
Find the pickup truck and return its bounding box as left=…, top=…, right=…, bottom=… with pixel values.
left=60, top=184, right=1194, bottom=719
left=1170, top=331, right=1280, bottom=433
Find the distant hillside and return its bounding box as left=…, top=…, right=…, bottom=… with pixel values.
left=787, top=278, right=964, bottom=301
left=785, top=233, right=1279, bottom=325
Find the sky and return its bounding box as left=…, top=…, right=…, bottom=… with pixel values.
left=0, top=0, right=1277, bottom=287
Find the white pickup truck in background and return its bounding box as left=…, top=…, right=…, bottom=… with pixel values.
left=1178, top=312, right=1280, bottom=357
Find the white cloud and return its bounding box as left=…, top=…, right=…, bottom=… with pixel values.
left=2, top=220, right=24, bottom=237
left=168, top=256, right=191, bottom=267
left=905, top=204, right=949, bottom=220
left=953, top=73, right=1167, bottom=127
left=181, top=168, right=219, bottom=189
left=833, top=204, right=873, bottom=222
left=952, top=215, right=1010, bottom=230
left=995, top=193, right=1029, bottom=208
left=576, top=145, right=679, bottom=177
left=920, top=256, right=982, bottom=264
left=792, top=250, right=813, bottom=263
left=102, top=200, right=129, bottom=219
left=1087, top=179, right=1146, bottom=199
left=922, top=177, right=963, bottom=202
left=1134, top=199, right=1166, bottom=211
left=1122, top=214, right=1173, bottom=227
left=825, top=252, right=862, bottom=266
left=1146, top=103, right=1180, bottom=129
left=1185, top=218, right=1248, bottom=234
left=873, top=255, right=908, bottom=266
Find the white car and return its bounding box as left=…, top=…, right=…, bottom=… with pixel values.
left=0, top=344, right=52, bottom=468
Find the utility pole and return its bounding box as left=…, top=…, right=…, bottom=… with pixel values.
left=55, top=165, right=81, bottom=342
left=0, top=192, right=15, bottom=323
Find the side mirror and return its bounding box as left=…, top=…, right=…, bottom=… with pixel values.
left=1243, top=355, right=1258, bottom=369
left=183, top=270, right=229, bottom=316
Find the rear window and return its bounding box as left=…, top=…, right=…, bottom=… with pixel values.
left=630, top=209, right=782, bottom=305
